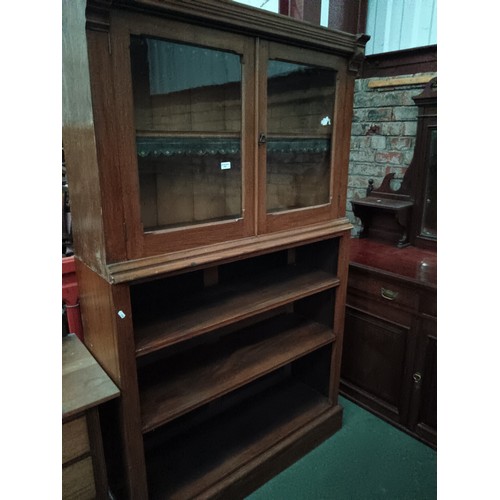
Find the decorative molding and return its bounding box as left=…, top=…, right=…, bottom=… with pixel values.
left=106, top=219, right=353, bottom=283
left=348, top=33, right=370, bottom=74
left=115, top=0, right=362, bottom=56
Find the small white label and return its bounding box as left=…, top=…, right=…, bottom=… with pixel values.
left=117, top=310, right=126, bottom=319
left=220, top=161, right=231, bottom=170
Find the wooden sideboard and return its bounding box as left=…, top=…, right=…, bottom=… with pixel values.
left=340, top=238, right=436, bottom=448
left=62, top=334, right=120, bottom=499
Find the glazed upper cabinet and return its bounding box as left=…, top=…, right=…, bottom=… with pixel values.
left=63, top=0, right=366, bottom=280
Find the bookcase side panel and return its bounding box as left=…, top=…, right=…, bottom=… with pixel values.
left=75, top=260, right=148, bottom=498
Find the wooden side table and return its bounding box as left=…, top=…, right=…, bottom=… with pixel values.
left=62, top=334, right=119, bottom=499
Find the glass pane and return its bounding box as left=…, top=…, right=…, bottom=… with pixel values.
left=420, top=128, right=437, bottom=239
left=130, top=36, right=243, bottom=231
left=266, top=60, right=336, bottom=213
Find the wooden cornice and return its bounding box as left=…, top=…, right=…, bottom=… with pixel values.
left=108, top=0, right=366, bottom=56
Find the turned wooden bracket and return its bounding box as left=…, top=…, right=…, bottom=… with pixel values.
left=348, top=33, right=370, bottom=74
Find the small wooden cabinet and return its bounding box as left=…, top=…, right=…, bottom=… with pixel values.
left=62, top=334, right=120, bottom=499
left=341, top=239, right=436, bottom=448
left=62, top=1, right=366, bottom=497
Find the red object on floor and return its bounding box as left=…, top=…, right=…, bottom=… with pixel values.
left=62, top=256, right=84, bottom=340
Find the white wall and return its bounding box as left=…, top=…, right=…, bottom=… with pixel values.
left=366, top=0, right=437, bottom=55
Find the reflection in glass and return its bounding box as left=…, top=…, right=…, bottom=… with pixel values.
left=266, top=60, right=336, bottom=213
left=130, top=36, right=243, bottom=230
left=420, top=128, right=437, bottom=238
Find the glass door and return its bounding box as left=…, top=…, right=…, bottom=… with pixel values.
left=130, top=36, right=244, bottom=231
left=113, top=13, right=255, bottom=257
left=266, top=59, right=335, bottom=213
left=258, top=41, right=349, bottom=233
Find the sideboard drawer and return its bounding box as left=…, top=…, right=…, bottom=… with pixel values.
left=349, top=269, right=418, bottom=311
left=62, top=416, right=90, bottom=464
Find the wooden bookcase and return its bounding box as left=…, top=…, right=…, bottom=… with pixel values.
left=62, top=1, right=366, bottom=497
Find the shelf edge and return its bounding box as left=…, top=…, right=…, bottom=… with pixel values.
left=107, top=219, right=352, bottom=283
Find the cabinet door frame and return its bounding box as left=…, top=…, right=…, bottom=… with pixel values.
left=106, top=11, right=257, bottom=259
left=341, top=305, right=416, bottom=425
left=257, top=40, right=351, bottom=234
left=407, top=313, right=437, bottom=445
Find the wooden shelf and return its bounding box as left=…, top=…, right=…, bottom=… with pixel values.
left=139, top=313, right=334, bottom=433
left=134, top=267, right=339, bottom=357
left=144, top=377, right=338, bottom=500
left=351, top=198, right=413, bottom=210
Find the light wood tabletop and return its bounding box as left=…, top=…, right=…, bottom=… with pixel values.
left=62, top=334, right=119, bottom=422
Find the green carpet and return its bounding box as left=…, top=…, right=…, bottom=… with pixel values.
left=247, top=396, right=437, bottom=500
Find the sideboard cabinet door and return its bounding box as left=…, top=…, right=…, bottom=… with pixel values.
left=341, top=306, right=414, bottom=424
left=407, top=315, right=437, bottom=445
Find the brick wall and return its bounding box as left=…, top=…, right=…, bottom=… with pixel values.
left=346, top=72, right=437, bottom=235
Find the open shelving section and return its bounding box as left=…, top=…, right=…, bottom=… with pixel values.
left=66, top=234, right=349, bottom=497
left=138, top=314, right=335, bottom=431
left=144, top=373, right=337, bottom=499
left=129, top=238, right=343, bottom=498
left=126, top=236, right=345, bottom=498
left=133, top=266, right=339, bottom=356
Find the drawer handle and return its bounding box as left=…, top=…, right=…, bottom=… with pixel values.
left=381, top=287, right=398, bottom=301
